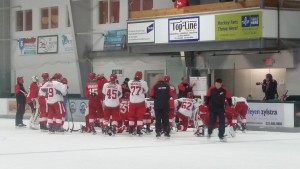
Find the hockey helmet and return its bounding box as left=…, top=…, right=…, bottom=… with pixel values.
left=16, top=76, right=24, bottom=83
left=52, top=73, right=62, bottom=80
left=88, top=72, right=96, bottom=81
left=134, top=71, right=143, bottom=79
left=187, top=92, right=194, bottom=98
left=110, top=74, right=117, bottom=82
left=41, top=72, right=49, bottom=80
left=199, top=105, right=208, bottom=113
left=61, top=77, right=68, bottom=85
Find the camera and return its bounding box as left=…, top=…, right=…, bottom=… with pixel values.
left=256, top=79, right=267, bottom=85
left=256, top=82, right=263, bottom=85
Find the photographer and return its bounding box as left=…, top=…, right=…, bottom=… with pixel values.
left=262, top=74, right=278, bottom=100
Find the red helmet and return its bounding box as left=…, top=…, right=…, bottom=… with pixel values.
left=61, top=77, right=68, bottom=85
left=164, top=75, right=170, bottom=83
left=110, top=74, right=117, bottom=81
left=135, top=71, right=143, bottom=79
left=187, top=92, right=194, bottom=98
left=88, top=72, right=96, bottom=81
left=199, top=105, right=208, bottom=113
left=124, top=92, right=130, bottom=99
left=52, top=73, right=62, bottom=80
left=41, top=72, right=49, bottom=80
left=16, top=76, right=24, bottom=83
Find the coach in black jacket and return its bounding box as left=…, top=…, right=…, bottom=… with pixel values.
left=205, top=78, right=232, bottom=141
left=149, top=74, right=171, bottom=137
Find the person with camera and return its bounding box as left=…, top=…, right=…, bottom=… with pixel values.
left=262, top=74, right=278, bottom=101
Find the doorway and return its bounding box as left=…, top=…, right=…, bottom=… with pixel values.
left=144, top=70, right=165, bottom=88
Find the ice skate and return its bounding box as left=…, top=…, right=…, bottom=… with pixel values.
left=55, top=126, right=66, bottom=133
left=136, top=128, right=143, bottom=136
left=16, top=123, right=27, bottom=128
left=80, top=124, right=85, bottom=133
left=228, top=126, right=236, bottom=137
left=241, top=123, right=246, bottom=133
left=90, top=126, right=96, bottom=135
left=48, top=126, right=55, bottom=134
left=156, top=132, right=161, bottom=138
left=145, top=127, right=153, bottom=134
left=164, top=132, right=170, bottom=138
left=107, top=127, right=113, bottom=136
left=219, top=137, right=227, bottom=142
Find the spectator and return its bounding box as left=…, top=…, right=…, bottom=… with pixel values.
left=178, top=76, right=194, bottom=98
left=262, top=74, right=278, bottom=100
left=174, top=0, right=188, bottom=8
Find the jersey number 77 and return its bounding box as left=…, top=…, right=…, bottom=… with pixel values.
left=130, top=86, right=142, bottom=95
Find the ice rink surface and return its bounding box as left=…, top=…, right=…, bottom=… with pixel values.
left=1, top=118, right=300, bottom=169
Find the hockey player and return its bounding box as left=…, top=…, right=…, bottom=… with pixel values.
left=96, top=73, right=108, bottom=126
left=144, top=99, right=154, bottom=133
left=83, top=72, right=103, bottom=134
left=164, top=75, right=177, bottom=128
left=39, top=72, right=49, bottom=131
left=118, top=92, right=130, bottom=133
left=175, top=92, right=197, bottom=131
left=102, top=74, right=122, bottom=136
left=26, top=76, right=40, bottom=130
left=232, top=97, right=248, bottom=131
left=39, top=74, right=68, bottom=133
left=128, top=71, right=149, bottom=136
left=15, top=76, right=27, bottom=127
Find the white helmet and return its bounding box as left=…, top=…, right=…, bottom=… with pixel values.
left=32, top=76, right=38, bottom=82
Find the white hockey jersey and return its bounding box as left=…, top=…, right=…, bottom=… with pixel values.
left=232, top=96, right=248, bottom=106
left=102, top=82, right=122, bottom=107
left=39, top=80, right=67, bottom=104
left=175, top=98, right=197, bottom=117
left=128, top=80, right=148, bottom=103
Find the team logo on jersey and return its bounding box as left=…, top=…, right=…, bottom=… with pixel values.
left=79, top=102, right=87, bottom=115
left=220, top=92, right=224, bottom=95
left=69, top=102, right=76, bottom=114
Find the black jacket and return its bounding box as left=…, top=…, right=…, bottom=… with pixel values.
left=205, top=86, right=232, bottom=110
left=149, top=81, right=171, bottom=109
left=262, top=79, right=278, bottom=100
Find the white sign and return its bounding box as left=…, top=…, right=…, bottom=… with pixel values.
left=60, top=34, right=74, bottom=53
left=247, top=103, right=284, bottom=127
left=128, top=22, right=155, bottom=44
left=169, top=17, right=199, bottom=42
left=37, top=35, right=58, bottom=54
left=17, top=37, right=37, bottom=55
left=190, top=77, right=207, bottom=98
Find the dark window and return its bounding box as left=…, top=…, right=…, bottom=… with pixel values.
left=16, top=11, right=23, bottom=31
left=25, top=10, right=32, bottom=31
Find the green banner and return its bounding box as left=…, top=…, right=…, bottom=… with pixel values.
left=215, top=11, right=262, bottom=40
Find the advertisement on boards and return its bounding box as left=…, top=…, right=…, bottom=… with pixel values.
left=247, top=103, right=284, bottom=127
